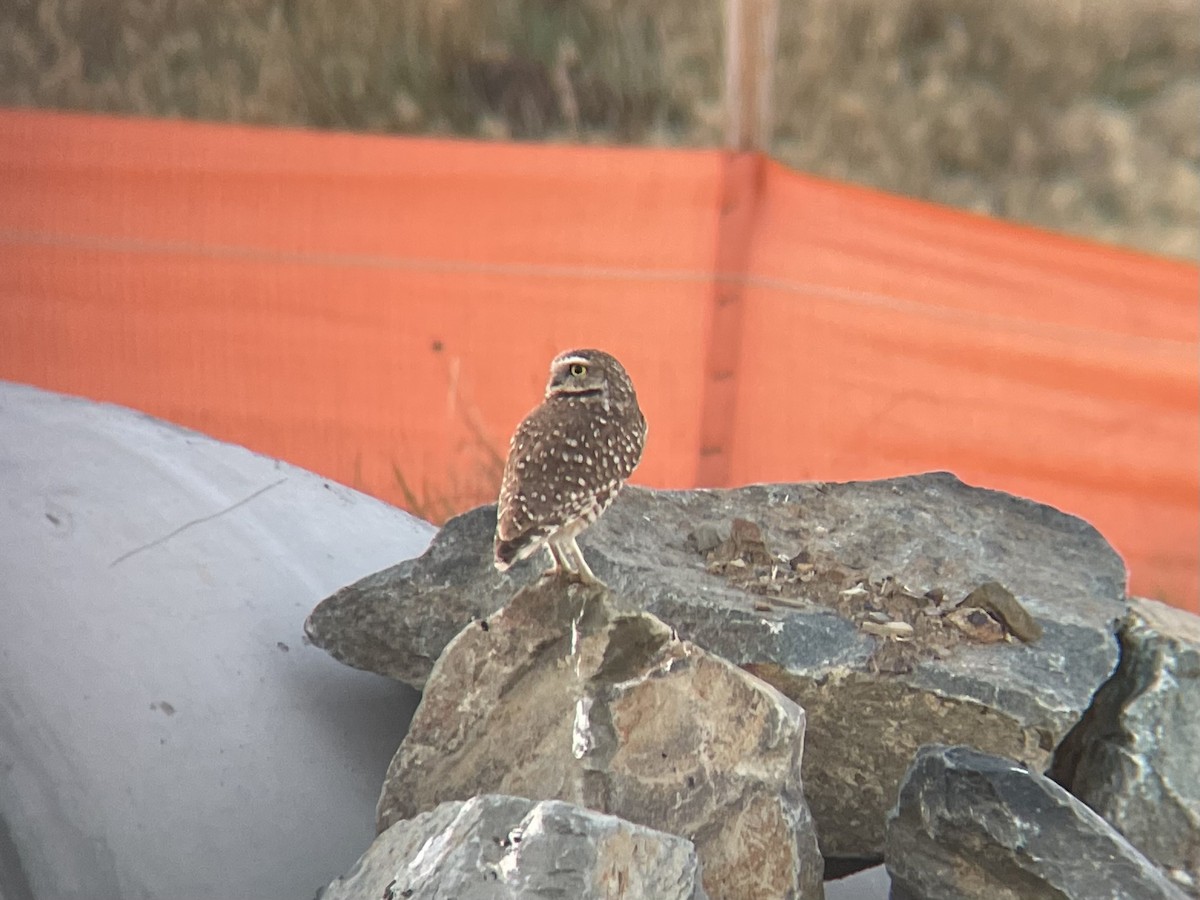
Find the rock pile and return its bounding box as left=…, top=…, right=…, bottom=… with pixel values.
left=1051, top=595, right=1200, bottom=895
left=375, top=578, right=823, bottom=898
left=308, top=473, right=1200, bottom=898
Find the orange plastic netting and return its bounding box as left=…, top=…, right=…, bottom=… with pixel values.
left=2, top=108, right=1196, bottom=609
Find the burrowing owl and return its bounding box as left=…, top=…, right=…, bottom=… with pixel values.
left=494, top=349, right=647, bottom=584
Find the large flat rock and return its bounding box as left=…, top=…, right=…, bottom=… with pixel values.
left=376, top=579, right=824, bottom=900
left=307, top=473, right=1127, bottom=857
left=0, top=382, right=434, bottom=900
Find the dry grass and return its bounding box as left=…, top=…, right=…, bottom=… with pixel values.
left=772, top=0, right=1200, bottom=258
left=1, top=0, right=1196, bottom=257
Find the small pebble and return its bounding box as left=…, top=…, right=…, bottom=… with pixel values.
left=861, top=620, right=915, bottom=641
left=960, top=581, right=1043, bottom=642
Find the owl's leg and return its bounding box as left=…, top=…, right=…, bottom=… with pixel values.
left=563, top=535, right=601, bottom=585
left=544, top=540, right=576, bottom=580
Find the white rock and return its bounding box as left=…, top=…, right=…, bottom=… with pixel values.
left=0, top=382, right=434, bottom=900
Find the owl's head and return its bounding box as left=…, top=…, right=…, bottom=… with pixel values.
left=545, top=348, right=638, bottom=409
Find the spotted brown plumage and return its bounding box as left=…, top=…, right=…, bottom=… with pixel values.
left=494, top=349, right=647, bottom=583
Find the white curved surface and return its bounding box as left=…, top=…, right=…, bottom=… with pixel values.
left=825, top=864, right=891, bottom=900
left=0, top=382, right=435, bottom=900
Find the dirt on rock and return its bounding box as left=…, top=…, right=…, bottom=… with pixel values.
left=692, top=516, right=1041, bottom=675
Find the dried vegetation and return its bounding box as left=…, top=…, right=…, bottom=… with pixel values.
left=1, top=0, right=1196, bottom=256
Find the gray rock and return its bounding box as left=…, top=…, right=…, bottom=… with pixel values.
left=307, top=474, right=1127, bottom=857
left=885, top=744, right=1187, bottom=900
left=376, top=580, right=824, bottom=900
left=1053, top=596, right=1200, bottom=895
left=321, top=794, right=707, bottom=900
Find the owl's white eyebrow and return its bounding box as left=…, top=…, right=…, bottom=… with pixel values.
left=556, top=356, right=590, bottom=367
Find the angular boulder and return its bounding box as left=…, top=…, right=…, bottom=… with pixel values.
left=1053, top=596, right=1200, bottom=895
left=885, top=744, right=1186, bottom=900
left=307, top=474, right=1127, bottom=858
left=321, top=794, right=708, bottom=900
left=376, top=579, right=824, bottom=900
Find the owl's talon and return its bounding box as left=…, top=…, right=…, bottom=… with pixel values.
left=562, top=570, right=593, bottom=586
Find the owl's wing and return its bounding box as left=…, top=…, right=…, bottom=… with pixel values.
left=495, top=414, right=553, bottom=544
left=624, top=409, right=648, bottom=477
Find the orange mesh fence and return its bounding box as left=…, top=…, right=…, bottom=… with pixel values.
left=1, top=108, right=1196, bottom=609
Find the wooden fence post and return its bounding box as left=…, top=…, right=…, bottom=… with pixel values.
left=696, top=0, right=779, bottom=487
left=723, top=0, right=780, bottom=152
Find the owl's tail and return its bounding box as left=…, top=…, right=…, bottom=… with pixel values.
left=493, top=529, right=545, bottom=571
left=493, top=538, right=519, bottom=570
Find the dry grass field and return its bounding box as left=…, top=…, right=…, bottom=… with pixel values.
left=2, top=0, right=1197, bottom=257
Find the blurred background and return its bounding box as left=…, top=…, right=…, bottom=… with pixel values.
left=4, top=0, right=1197, bottom=255
left=1, top=0, right=1197, bottom=607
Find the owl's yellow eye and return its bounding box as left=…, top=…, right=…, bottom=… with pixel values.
left=570, top=363, right=587, bottom=377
